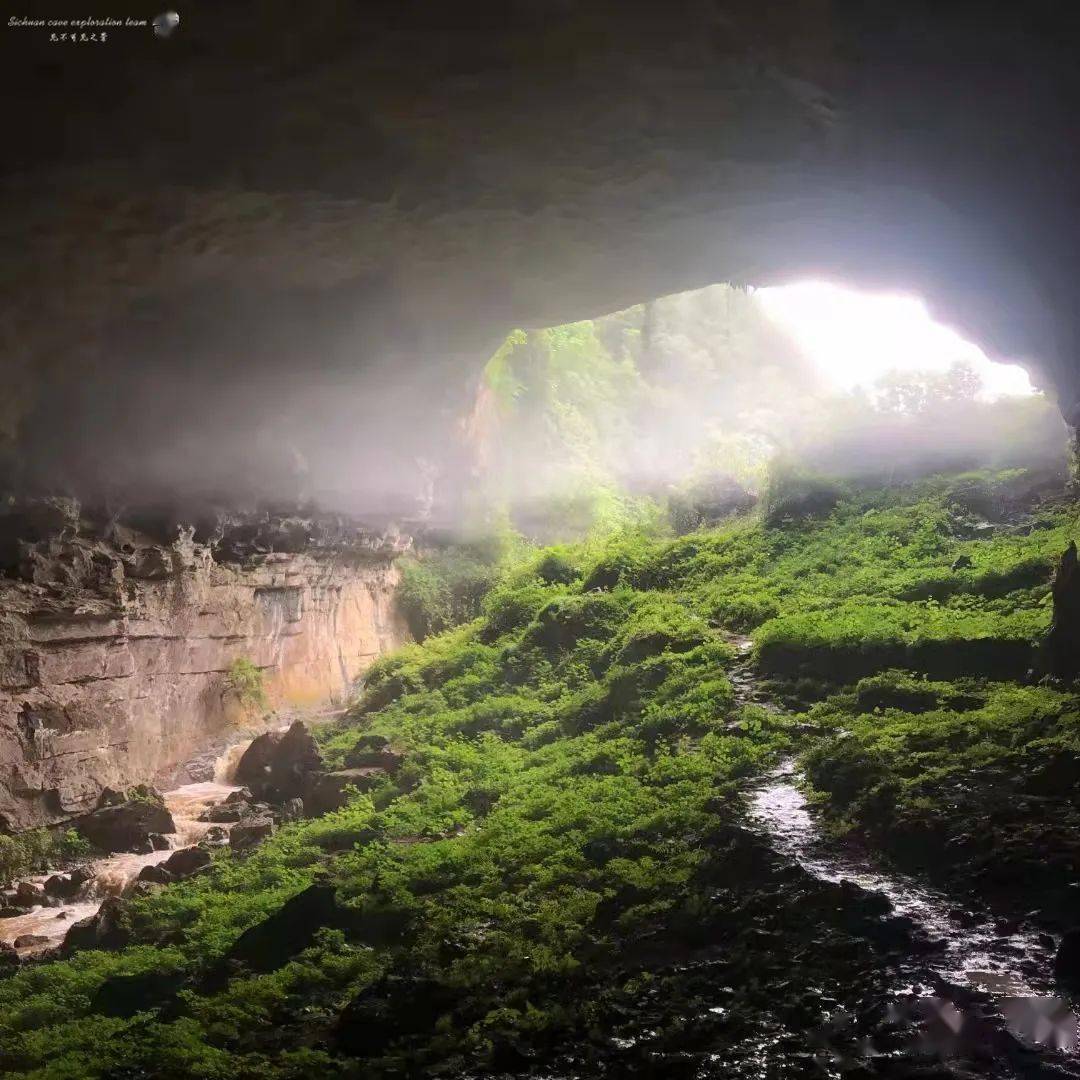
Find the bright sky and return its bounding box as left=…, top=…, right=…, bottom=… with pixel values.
left=755, top=281, right=1035, bottom=399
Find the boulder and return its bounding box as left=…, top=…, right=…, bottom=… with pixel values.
left=91, top=969, right=186, bottom=1018
left=200, top=826, right=229, bottom=848
left=1054, top=928, right=1080, bottom=982
left=136, top=864, right=173, bottom=885
left=162, top=846, right=211, bottom=878
left=62, top=896, right=130, bottom=954
left=76, top=799, right=176, bottom=854
left=200, top=803, right=245, bottom=823
left=229, top=816, right=274, bottom=851
left=0, top=941, right=17, bottom=965
left=280, top=797, right=305, bottom=822
left=14, top=881, right=45, bottom=906
left=1043, top=542, right=1080, bottom=678
left=44, top=867, right=93, bottom=899
left=234, top=722, right=323, bottom=802
left=225, top=787, right=253, bottom=804
left=343, top=736, right=403, bottom=774
left=232, top=732, right=278, bottom=795
left=148, top=832, right=170, bottom=851
left=207, top=884, right=340, bottom=987
left=303, top=770, right=385, bottom=817
left=13, top=934, right=49, bottom=949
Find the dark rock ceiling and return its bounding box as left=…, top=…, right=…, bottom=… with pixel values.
left=2, top=0, right=1079, bottom=515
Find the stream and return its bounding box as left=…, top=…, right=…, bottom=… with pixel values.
left=729, top=635, right=1079, bottom=1058
left=0, top=709, right=345, bottom=957
left=0, top=775, right=240, bottom=956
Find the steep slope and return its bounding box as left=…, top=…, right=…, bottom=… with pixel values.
left=0, top=469, right=1076, bottom=1077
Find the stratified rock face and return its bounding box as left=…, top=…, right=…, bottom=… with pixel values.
left=0, top=506, right=408, bottom=830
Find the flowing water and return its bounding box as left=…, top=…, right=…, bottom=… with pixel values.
left=728, top=635, right=1079, bottom=1055
left=0, top=705, right=346, bottom=957
left=0, top=777, right=240, bottom=955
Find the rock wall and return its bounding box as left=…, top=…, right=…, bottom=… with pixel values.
left=0, top=513, right=408, bottom=831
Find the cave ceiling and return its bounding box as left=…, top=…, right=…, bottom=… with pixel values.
left=2, top=0, right=1079, bottom=515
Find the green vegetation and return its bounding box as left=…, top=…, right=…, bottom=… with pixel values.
left=395, top=533, right=519, bottom=642
left=0, top=829, right=90, bottom=889
left=223, top=659, right=268, bottom=711
left=0, top=465, right=1075, bottom=1076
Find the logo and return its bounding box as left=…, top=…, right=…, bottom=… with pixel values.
left=152, top=10, right=179, bottom=38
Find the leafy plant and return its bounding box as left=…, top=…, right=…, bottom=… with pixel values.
left=223, top=657, right=268, bottom=710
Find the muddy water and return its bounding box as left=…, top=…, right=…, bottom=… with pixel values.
left=0, top=778, right=239, bottom=955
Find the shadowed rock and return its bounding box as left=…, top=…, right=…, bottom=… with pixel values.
left=1043, top=541, right=1080, bottom=678
left=337, top=975, right=460, bottom=1057
left=90, top=970, right=187, bottom=1018
left=235, top=721, right=324, bottom=802
left=44, top=867, right=94, bottom=900
left=162, top=846, right=212, bottom=878
left=229, top=816, right=274, bottom=851
left=62, top=896, right=129, bottom=954
left=1055, top=928, right=1080, bottom=983
left=76, top=798, right=176, bottom=854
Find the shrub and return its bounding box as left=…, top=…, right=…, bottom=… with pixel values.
left=762, top=465, right=844, bottom=526
left=397, top=545, right=506, bottom=641
left=224, top=658, right=268, bottom=710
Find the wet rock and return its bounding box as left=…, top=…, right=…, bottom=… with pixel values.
left=200, top=802, right=245, bottom=823
left=235, top=721, right=323, bottom=802
left=62, top=896, right=130, bottom=954
left=13, top=934, right=48, bottom=949
left=200, top=825, right=229, bottom=847
left=126, top=880, right=166, bottom=900
left=225, top=787, right=253, bottom=804
left=148, top=832, right=170, bottom=851
left=229, top=816, right=274, bottom=851
left=162, top=846, right=211, bottom=878
left=14, top=881, right=45, bottom=906
left=1054, top=927, right=1080, bottom=982
left=44, top=867, right=93, bottom=899
left=137, top=864, right=174, bottom=885
left=302, top=769, right=382, bottom=817
left=76, top=798, right=176, bottom=854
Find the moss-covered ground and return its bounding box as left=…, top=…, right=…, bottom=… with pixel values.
left=0, top=468, right=1077, bottom=1078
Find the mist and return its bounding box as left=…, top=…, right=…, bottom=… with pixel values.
left=468, top=282, right=1069, bottom=537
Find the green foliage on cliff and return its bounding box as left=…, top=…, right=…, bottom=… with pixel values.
left=0, top=467, right=1074, bottom=1077
left=223, top=659, right=267, bottom=711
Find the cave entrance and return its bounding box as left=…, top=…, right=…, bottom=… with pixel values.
left=470, top=278, right=1065, bottom=540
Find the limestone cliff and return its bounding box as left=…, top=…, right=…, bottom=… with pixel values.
left=0, top=505, right=408, bottom=831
